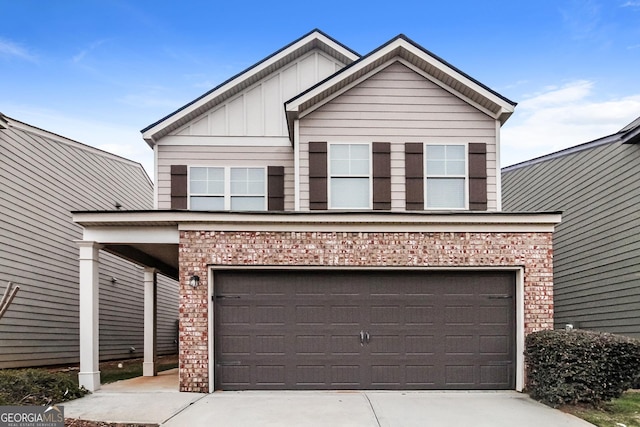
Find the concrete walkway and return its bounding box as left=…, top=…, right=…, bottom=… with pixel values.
left=63, top=371, right=594, bottom=426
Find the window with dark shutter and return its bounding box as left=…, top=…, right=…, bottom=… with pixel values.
left=308, top=141, right=328, bottom=210
left=468, top=142, right=487, bottom=211
left=372, top=142, right=391, bottom=210
left=405, top=143, right=424, bottom=210
left=267, top=166, right=285, bottom=211
left=170, top=165, right=188, bottom=209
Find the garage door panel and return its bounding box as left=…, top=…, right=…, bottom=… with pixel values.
left=214, top=270, right=515, bottom=390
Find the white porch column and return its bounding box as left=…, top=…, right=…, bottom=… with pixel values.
left=77, top=241, right=101, bottom=391
left=143, top=268, right=158, bottom=376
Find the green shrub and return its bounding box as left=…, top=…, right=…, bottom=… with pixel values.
left=525, top=329, right=640, bottom=407
left=0, top=369, right=88, bottom=406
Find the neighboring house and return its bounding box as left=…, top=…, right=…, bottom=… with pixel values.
left=502, top=117, right=640, bottom=338
left=72, top=29, right=560, bottom=393
left=0, top=113, right=178, bottom=368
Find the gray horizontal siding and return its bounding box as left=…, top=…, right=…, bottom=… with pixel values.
left=0, top=121, right=178, bottom=368
left=502, top=140, right=640, bottom=338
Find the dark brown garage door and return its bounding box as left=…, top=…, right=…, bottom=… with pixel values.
left=214, top=270, right=515, bottom=390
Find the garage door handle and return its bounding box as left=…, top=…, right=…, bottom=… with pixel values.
left=365, top=332, right=370, bottom=344
left=359, top=331, right=365, bottom=346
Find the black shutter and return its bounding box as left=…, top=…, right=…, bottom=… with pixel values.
left=170, top=165, right=188, bottom=210
left=405, top=143, right=424, bottom=210
left=468, top=143, right=487, bottom=211
left=308, top=142, right=328, bottom=210
left=373, top=142, right=391, bottom=210
left=267, top=166, right=285, bottom=211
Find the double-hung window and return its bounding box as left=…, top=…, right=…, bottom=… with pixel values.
left=329, top=143, right=371, bottom=209
left=189, top=167, right=266, bottom=211
left=425, top=144, right=467, bottom=209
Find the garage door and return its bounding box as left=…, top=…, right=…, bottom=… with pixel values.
left=214, top=270, right=515, bottom=390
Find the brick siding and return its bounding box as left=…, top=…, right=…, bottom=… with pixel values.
left=178, top=230, right=554, bottom=392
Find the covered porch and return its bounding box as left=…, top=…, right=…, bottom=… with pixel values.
left=74, top=211, right=180, bottom=391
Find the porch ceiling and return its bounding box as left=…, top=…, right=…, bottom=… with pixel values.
left=102, top=243, right=179, bottom=280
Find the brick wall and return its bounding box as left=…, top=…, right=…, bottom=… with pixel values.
left=179, top=230, right=554, bottom=392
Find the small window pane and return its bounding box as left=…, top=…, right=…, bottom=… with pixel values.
left=190, top=181, right=208, bottom=194
left=330, top=144, right=349, bottom=160
left=230, top=180, right=247, bottom=194
left=426, top=145, right=445, bottom=159
left=350, top=144, right=370, bottom=160
left=350, top=159, right=369, bottom=175
left=231, top=196, right=265, bottom=211
left=190, top=167, right=208, bottom=180
left=207, top=179, right=224, bottom=194
left=426, top=178, right=465, bottom=209
left=331, top=178, right=369, bottom=208
left=446, top=145, right=465, bottom=160
left=190, top=196, right=224, bottom=210
left=447, top=160, right=466, bottom=175
left=426, top=160, right=445, bottom=175
left=331, top=159, right=350, bottom=175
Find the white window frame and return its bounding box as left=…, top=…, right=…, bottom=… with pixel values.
left=327, top=142, right=373, bottom=210
left=188, top=166, right=267, bottom=211
left=424, top=143, right=469, bottom=210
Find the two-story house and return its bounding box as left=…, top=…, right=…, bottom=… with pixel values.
left=73, top=30, right=560, bottom=393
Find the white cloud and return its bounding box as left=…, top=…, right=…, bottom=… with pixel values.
left=501, top=81, right=640, bottom=166
left=621, top=1, right=640, bottom=7
left=0, top=38, right=36, bottom=62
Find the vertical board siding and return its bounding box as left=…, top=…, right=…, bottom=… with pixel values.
left=502, top=141, right=640, bottom=338
left=298, top=62, right=498, bottom=211
left=156, top=145, right=294, bottom=210
left=171, top=50, right=346, bottom=138
left=0, top=122, right=178, bottom=368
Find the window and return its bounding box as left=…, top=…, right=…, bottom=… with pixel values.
left=329, top=143, right=371, bottom=209
left=425, top=144, right=467, bottom=209
left=189, top=167, right=266, bottom=211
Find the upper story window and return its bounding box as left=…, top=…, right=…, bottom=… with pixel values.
left=189, top=166, right=266, bottom=211
left=425, top=144, right=467, bottom=209
left=329, top=143, right=371, bottom=209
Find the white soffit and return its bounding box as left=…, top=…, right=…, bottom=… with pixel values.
left=285, top=36, right=516, bottom=128
left=141, top=30, right=360, bottom=147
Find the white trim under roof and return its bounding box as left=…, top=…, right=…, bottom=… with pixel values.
left=141, top=30, right=360, bottom=147
left=73, top=211, right=561, bottom=233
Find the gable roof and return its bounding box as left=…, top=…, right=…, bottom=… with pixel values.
left=503, top=115, right=640, bottom=172
left=141, top=29, right=360, bottom=147
left=284, top=34, right=517, bottom=138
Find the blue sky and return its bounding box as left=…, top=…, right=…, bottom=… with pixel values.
left=2, top=0, right=640, bottom=176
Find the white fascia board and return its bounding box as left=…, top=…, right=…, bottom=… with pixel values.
left=73, top=211, right=560, bottom=233
left=155, top=135, right=292, bottom=147
left=82, top=226, right=179, bottom=244
left=142, top=31, right=359, bottom=145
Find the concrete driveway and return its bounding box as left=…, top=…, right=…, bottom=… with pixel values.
left=161, top=391, right=593, bottom=427
left=63, top=370, right=593, bottom=426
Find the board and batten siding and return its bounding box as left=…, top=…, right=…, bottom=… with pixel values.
left=502, top=140, right=640, bottom=338
left=156, top=144, right=294, bottom=210
left=298, top=62, right=498, bottom=211
left=170, top=50, right=345, bottom=138
left=0, top=119, right=178, bottom=368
